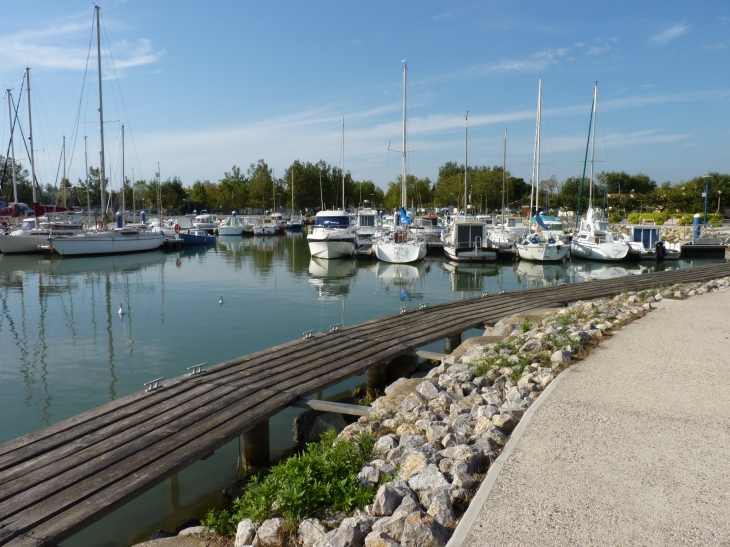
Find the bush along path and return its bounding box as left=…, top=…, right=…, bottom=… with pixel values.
left=175, top=276, right=730, bottom=547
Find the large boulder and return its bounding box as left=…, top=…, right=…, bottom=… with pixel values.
left=235, top=519, right=259, bottom=547
left=400, top=512, right=450, bottom=547
left=253, top=518, right=286, bottom=547
left=364, top=531, right=400, bottom=547
left=298, top=519, right=328, bottom=547
left=426, top=488, right=456, bottom=527
left=308, top=413, right=347, bottom=443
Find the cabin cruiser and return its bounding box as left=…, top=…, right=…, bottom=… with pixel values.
left=411, top=215, right=444, bottom=244
left=192, top=213, right=218, bottom=233
left=307, top=210, right=359, bottom=259
left=442, top=216, right=496, bottom=262
left=621, top=224, right=680, bottom=260
left=218, top=212, right=248, bottom=235
left=355, top=208, right=382, bottom=238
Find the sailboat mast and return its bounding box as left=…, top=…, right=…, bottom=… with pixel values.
left=121, top=124, right=125, bottom=220
left=342, top=117, right=345, bottom=211
left=26, top=68, right=37, bottom=204
left=96, top=5, right=106, bottom=221
left=502, top=127, right=507, bottom=225
left=401, top=61, right=407, bottom=210
left=589, top=82, right=597, bottom=210
left=63, top=135, right=66, bottom=207
left=464, top=113, right=468, bottom=214
left=536, top=78, right=542, bottom=215
left=291, top=168, right=294, bottom=217
left=84, top=136, right=90, bottom=222
left=6, top=90, right=17, bottom=204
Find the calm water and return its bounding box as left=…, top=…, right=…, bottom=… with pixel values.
left=0, top=234, right=724, bottom=546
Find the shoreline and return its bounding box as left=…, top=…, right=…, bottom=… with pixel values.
left=137, top=275, right=730, bottom=547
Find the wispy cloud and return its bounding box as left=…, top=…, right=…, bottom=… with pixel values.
left=431, top=13, right=452, bottom=21
left=0, top=17, right=163, bottom=74
left=585, top=44, right=610, bottom=56
left=649, top=24, right=690, bottom=46
left=702, top=42, right=727, bottom=50
left=349, top=39, right=363, bottom=45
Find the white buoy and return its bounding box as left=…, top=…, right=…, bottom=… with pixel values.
left=118, top=303, right=125, bottom=316
left=219, top=296, right=223, bottom=305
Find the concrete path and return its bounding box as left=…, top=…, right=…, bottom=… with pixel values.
left=452, top=288, right=730, bottom=546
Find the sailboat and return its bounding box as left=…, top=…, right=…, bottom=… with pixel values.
left=372, top=61, right=427, bottom=264
left=570, top=82, right=629, bottom=262
left=516, top=79, right=569, bottom=262
left=487, top=128, right=522, bottom=257
left=442, top=113, right=496, bottom=262
left=306, top=118, right=359, bottom=259
left=287, top=170, right=304, bottom=231
left=49, top=6, right=164, bottom=257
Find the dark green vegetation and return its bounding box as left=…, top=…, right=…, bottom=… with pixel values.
left=203, top=430, right=384, bottom=536
left=3, top=148, right=727, bottom=218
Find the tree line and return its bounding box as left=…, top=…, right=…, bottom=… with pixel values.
left=2, top=153, right=728, bottom=216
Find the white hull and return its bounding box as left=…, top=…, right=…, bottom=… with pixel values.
left=373, top=240, right=427, bottom=263
left=0, top=234, right=52, bottom=254
left=253, top=225, right=276, bottom=235
left=516, top=241, right=570, bottom=262
left=218, top=225, right=245, bottom=235
left=50, top=232, right=165, bottom=256
left=570, top=240, right=629, bottom=261
left=443, top=245, right=496, bottom=262
left=307, top=238, right=356, bottom=259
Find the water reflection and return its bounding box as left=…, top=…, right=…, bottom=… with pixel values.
left=514, top=260, right=568, bottom=288
left=308, top=257, right=357, bottom=298
left=443, top=261, right=499, bottom=293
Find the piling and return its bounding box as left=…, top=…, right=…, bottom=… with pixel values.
left=366, top=363, right=388, bottom=398
left=240, top=419, right=270, bottom=469
left=444, top=333, right=462, bottom=354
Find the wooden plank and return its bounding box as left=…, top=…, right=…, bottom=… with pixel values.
left=292, top=399, right=370, bottom=416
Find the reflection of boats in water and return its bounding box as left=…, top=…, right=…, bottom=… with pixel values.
left=569, top=258, right=632, bottom=282
left=254, top=236, right=279, bottom=251
left=514, top=260, right=569, bottom=288
left=442, top=261, right=498, bottom=293
left=0, top=253, right=57, bottom=275
left=51, top=250, right=167, bottom=276
left=217, top=235, right=247, bottom=253
left=375, top=260, right=429, bottom=283
left=308, top=257, right=357, bottom=298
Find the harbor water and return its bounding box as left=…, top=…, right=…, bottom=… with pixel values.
left=0, top=233, right=725, bottom=546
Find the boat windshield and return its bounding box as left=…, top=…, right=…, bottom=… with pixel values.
left=316, top=216, right=349, bottom=228
left=359, top=215, right=376, bottom=227
left=21, top=219, right=36, bottom=230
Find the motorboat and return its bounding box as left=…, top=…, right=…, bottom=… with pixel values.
left=411, top=215, right=443, bottom=244
left=306, top=210, right=359, bottom=259
left=192, top=213, right=218, bottom=233
left=287, top=214, right=305, bottom=231
left=179, top=228, right=216, bottom=246
left=218, top=212, right=247, bottom=236
left=442, top=216, right=496, bottom=262
left=354, top=208, right=382, bottom=238
left=621, top=224, right=680, bottom=260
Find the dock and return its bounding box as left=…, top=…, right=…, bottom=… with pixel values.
left=1, top=263, right=730, bottom=547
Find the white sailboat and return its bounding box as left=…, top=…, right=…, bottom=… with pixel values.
left=372, top=61, right=426, bottom=264
left=488, top=128, right=522, bottom=256
left=442, top=113, right=496, bottom=262
left=517, top=79, right=569, bottom=262
left=50, top=6, right=163, bottom=257
left=570, top=82, right=629, bottom=262
left=307, top=118, right=359, bottom=258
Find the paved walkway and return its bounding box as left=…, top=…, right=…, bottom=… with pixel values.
left=452, top=288, right=730, bottom=546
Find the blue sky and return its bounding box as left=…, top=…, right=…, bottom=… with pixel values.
left=1, top=1, right=729, bottom=194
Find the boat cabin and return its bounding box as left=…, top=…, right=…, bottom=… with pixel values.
left=629, top=225, right=661, bottom=251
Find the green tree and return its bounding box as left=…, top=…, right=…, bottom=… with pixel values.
left=217, top=165, right=249, bottom=212
left=383, top=174, right=433, bottom=210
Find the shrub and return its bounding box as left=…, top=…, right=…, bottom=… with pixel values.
left=608, top=213, right=622, bottom=224
left=203, top=430, right=377, bottom=535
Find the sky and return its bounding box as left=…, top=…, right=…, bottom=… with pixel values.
left=1, top=0, right=729, bottom=195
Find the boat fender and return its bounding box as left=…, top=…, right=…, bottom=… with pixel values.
left=174, top=224, right=180, bottom=233
left=530, top=237, right=538, bottom=245
left=548, top=237, right=556, bottom=244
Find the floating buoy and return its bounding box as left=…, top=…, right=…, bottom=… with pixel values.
left=118, top=304, right=125, bottom=316
left=219, top=296, right=223, bottom=306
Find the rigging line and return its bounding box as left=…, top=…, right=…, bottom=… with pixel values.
left=0, top=78, right=26, bottom=194
left=9, top=78, right=45, bottom=202
left=66, top=11, right=96, bottom=183
left=100, top=14, right=145, bottom=181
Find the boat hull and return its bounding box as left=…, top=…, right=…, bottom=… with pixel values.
left=218, top=226, right=244, bottom=236
left=373, top=241, right=427, bottom=264
left=516, top=242, right=570, bottom=262
left=179, top=232, right=215, bottom=245
left=570, top=240, right=629, bottom=261
left=50, top=232, right=165, bottom=256
left=307, top=237, right=357, bottom=259
left=443, top=245, right=496, bottom=262
left=253, top=226, right=277, bottom=235
left=0, top=234, right=51, bottom=254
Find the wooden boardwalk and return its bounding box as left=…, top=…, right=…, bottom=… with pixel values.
left=1, top=262, right=729, bottom=547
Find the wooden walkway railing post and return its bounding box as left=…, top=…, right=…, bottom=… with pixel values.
left=366, top=363, right=388, bottom=398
